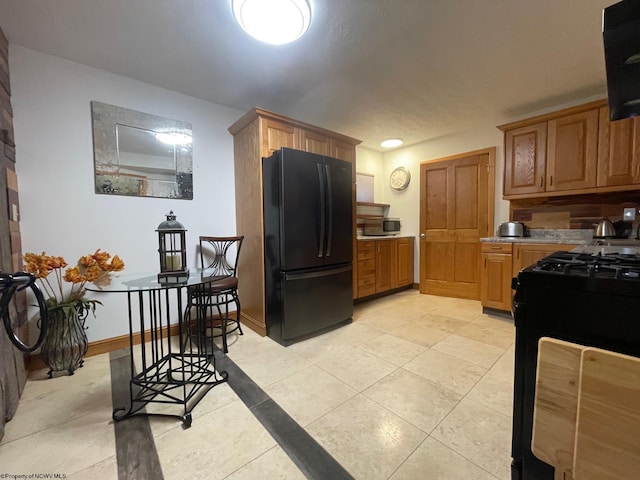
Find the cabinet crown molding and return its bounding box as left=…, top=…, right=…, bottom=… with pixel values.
left=497, top=99, right=608, bottom=132
left=228, top=107, right=361, bottom=146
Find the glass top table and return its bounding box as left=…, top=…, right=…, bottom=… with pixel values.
left=88, top=268, right=229, bottom=427
left=86, top=268, right=229, bottom=293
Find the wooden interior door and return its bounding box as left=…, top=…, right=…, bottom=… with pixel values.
left=420, top=149, right=494, bottom=300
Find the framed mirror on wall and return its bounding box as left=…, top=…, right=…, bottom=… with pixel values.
left=91, top=101, right=193, bottom=199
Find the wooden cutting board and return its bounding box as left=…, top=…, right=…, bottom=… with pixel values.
left=532, top=337, right=584, bottom=479
left=573, top=348, right=640, bottom=480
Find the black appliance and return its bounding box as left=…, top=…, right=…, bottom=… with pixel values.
left=263, top=147, right=353, bottom=345
left=1, top=272, right=49, bottom=353
left=511, top=250, right=640, bottom=479
left=603, top=0, right=640, bottom=120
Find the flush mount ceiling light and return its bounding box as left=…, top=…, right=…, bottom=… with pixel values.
left=380, top=138, right=404, bottom=149
left=232, top=0, right=312, bottom=45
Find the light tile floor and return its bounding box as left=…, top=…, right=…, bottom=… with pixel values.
left=0, top=290, right=515, bottom=479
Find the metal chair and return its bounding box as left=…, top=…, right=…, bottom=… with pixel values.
left=184, top=236, right=244, bottom=353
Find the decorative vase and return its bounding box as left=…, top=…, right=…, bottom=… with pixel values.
left=40, top=303, right=89, bottom=378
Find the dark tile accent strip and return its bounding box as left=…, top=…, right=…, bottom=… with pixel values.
left=214, top=351, right=354, bottom=480
left=110, top=349, right=164, bottom=480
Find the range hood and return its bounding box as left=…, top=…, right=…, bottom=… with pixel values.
left=603, top=0, right=640, bottom=121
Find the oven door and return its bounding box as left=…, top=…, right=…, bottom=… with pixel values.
left=511, top=267, right=640, bottom=480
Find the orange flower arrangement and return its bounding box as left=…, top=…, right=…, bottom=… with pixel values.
left=23, top=250, right=125, bottom=315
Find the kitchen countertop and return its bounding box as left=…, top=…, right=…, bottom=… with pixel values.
left=357, top=235, right=414, bottom=240
left=481, top=237, right=586, bottom=244
left=481, top=229, right=593, bottom=245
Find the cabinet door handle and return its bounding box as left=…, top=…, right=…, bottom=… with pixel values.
left=490, top=246, right=502, bottom=250
left=539, top=176, right=543, bottom=187
left=549, top=175, right=553, bottom=186
left=484, top=258, right=487, bottom=268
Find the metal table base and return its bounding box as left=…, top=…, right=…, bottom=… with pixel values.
left=90, top=271, right=230, bottom=427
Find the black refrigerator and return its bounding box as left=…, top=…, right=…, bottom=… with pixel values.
left=263, top=147, right=353, bottom=345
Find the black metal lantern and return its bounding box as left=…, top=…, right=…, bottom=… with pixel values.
left=156, top=211, right=189, bottom=282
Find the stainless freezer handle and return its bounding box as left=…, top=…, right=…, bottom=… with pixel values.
left=324, top=164, right=333, bottom=257
left=284, top=265, right=352, bottom=281
left=317, top=163, right=326, bottom=258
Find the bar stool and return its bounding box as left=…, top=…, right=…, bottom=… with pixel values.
left=184, top=236, right=244, bottom=353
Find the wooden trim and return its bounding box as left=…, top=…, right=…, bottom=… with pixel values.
left=497, top=99, right=607, bottom=132
left=228, top=107, right=362, bottom=146
left=27, top=322, right=186, bottom=372
left=419, top=146, right=497, bottom=166
left=353, top=284, right=413, bottom=304
left=28, top=309, right=247, bottom=372
left=504, top=183, right=640, bottom=200
left=239, top=311, right=267, bottom=336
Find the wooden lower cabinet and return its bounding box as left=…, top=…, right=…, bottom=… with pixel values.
left=396, top=237, right=414, bottom=286
left=375, top=240, right=395, bottom=292
left=357, top=241, right=376, bottom=298
left=481, top=243, right=513, bottom=311
left=481, top=241, right=578, bottom=312
left=357, top=237, right=414, bottom=299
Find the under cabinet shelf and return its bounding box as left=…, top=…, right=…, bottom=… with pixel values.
left=357, top=202, right=390, bottom=208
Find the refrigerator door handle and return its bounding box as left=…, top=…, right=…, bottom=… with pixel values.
left=317, top=163, right=326, bottom=257
left=284, top=265, right=352, bottom=280
left=324, top=163, right=333, bottom=257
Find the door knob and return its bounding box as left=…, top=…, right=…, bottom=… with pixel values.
left=420, top=233, right=426, bottom=239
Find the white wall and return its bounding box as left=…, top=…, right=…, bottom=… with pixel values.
left=11, top=46, right=244, bottom=342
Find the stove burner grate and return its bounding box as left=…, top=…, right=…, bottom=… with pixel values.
left=532, top=251, right=640, bottom=280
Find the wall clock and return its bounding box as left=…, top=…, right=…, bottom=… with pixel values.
left=390, top=166, right=411, bottom=190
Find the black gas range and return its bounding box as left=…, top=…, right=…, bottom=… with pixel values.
left=511, top=250, right=640, bottom=480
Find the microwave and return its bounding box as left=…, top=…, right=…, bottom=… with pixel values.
left=363, top=218, right=401, bottom=236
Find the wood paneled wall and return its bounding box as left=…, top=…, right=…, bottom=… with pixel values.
left=511, top=191, right=640, bottom=230
left=0, top=26, right=27, bottom=442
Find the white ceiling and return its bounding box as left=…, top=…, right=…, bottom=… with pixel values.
left=0, top=0, right=615, bottom=150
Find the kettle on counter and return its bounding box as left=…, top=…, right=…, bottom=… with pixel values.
left=594, top=217, right=616, bottom=238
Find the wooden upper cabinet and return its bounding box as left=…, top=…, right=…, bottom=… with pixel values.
left=498, top=100, right=640, bottom=199
left=597, top=107, right=640, bottom=187
left=261, top=116, right=355, bottom=161
left=262, top=118, right=296, bottom=154
left=546, top=109, right=598, bottom=192
left=331, top=138, right=356, bottom=163
left=300, top=129, right=330, bottom=155
left=504, top=122, right=547, bottom=196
